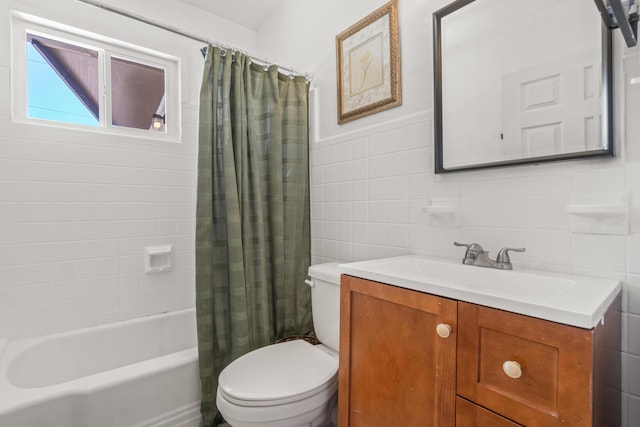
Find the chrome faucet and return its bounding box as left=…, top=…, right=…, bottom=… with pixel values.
left=453, top=242, right=525, bottom=270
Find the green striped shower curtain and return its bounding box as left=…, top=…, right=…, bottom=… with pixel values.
left=195, top=46, right=313, bottom=426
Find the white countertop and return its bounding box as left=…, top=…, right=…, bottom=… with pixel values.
left=338, top=255, right=621, bottom=329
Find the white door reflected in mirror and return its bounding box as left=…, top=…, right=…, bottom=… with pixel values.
left=434, top=0, right=613, bottom=173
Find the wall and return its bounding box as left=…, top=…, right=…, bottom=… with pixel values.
left=259, top=0, right=640, bottom=424
left=1, top=0, right=638, bottom=422
left=0, top=0, right=255, bottom=339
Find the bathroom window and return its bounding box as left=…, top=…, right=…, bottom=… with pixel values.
left=26, top=34, right=100, bottom=127
left=12, top=12, right=180, bottom=142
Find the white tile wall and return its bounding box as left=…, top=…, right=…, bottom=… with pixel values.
left=0, top=0, right=224, bottom=340
left=310, top=47, right=640, bottom=427
left=0, top=45, right=198, bottom=339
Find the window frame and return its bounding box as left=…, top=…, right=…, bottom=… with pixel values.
left=11, top=11, right=182, bottom=143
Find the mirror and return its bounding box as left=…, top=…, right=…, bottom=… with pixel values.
left=433, top=0, right=613, bottom=173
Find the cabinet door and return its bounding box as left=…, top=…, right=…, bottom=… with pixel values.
left=457, top=302, right=594, bottom=426
left=338, top=275, right=457, bottom=427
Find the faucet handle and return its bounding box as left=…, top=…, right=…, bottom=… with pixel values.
left=496, top=247, right=526, bottom=264
left=453, top=241, right=470, bottom=248
left=454, top=242, right=484, bottom=253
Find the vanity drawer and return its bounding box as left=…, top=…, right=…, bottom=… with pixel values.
left=457, top=302, right=594, bottom=426
left=456, top=397, right=522, bottom=426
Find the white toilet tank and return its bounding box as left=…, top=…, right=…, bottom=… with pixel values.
left=307, top=263, right=341, bottom=353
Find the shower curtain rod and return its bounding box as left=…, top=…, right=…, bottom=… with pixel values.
left=76, top=0, right=310, bottom=79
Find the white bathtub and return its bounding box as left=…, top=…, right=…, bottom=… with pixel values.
left=0, top=309, right=201, bottom=427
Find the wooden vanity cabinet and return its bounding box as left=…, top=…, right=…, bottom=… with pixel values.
left=338, top=275, right=621, bottom=427
left=338, top=275, right=457, bottom=426
left=457, top=301, right=621, bottom=427
left=455, top=396, right=522, bottom=426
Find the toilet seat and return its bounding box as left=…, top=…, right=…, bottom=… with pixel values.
left=216, top=377, right=338, bottom=426
left=218, top=340, right=338, bottom=407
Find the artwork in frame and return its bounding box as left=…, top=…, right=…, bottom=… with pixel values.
left=336, top=0, right=401, bottom=124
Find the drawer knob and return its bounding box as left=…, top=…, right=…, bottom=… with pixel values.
left=502, top=361, right=522, bottom=379
left=436, top=323, right=452, bottom=338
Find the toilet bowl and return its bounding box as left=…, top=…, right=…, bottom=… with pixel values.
left=216, top=262, right=341, bottom=427
left=216, top=340, right=338, bottom=427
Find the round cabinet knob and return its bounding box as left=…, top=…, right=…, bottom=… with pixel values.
left=436, top=323, right=452, bottom=338
left=502, top=361, right=522, bottom=379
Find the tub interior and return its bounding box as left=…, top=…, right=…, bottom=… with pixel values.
left=7, top=309, right=196, bottom=389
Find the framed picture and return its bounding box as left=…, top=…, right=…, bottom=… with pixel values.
left=336, top=0, right=401, bottom=124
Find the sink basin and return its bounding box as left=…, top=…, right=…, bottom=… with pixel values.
left=338, top=255, right=621, bottom=328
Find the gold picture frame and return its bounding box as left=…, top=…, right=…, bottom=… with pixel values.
left=336, top=0, right=401, bottom=124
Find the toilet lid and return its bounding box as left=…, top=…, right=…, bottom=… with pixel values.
left=218, top=340, right=338, bottom=405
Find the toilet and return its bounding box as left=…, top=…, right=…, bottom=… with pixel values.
left=216, top=262, right=341, bottom=427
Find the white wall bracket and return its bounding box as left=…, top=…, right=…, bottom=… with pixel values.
left=145, top=245, right=173, bottom=273
left=565, top=193, right=629, bottom=235
left=422, top=196, right=460, bottom=227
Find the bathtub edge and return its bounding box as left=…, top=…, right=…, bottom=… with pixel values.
left=0, top=310, right=201, bottom=427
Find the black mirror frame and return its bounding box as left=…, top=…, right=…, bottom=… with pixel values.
left=432, top=0, right=614, bottom=174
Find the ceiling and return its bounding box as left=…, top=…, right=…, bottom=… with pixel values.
left=179, top=0, right=288, bottom=30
